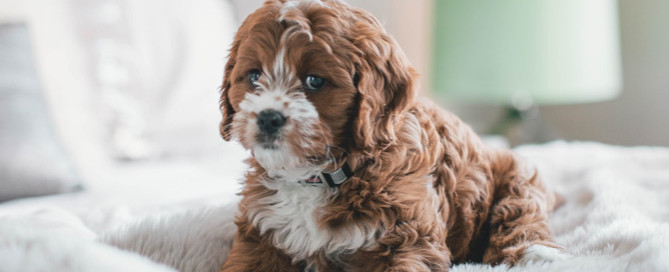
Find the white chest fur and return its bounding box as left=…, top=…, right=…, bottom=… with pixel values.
left=247, top=183, right=376, bottom=262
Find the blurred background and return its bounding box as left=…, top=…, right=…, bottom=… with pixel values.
left=329, top=0, right=668, bottom=147
left=0, top=0, right=667, bottom=201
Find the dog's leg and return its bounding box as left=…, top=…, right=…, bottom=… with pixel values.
left=385, top=245, right=450, bottom=272
left=349, top=244, right=450, bottom=272
left=219, top=230, right=299, bottom=272
left=482, top=150, right=567, bottom=266
left=346, top=223, right=451, bottom=272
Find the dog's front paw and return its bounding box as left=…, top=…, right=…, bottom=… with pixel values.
left=519, top=244, right=571, bottom=265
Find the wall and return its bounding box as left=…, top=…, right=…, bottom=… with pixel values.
left=540, top=0, right=669, bottom=146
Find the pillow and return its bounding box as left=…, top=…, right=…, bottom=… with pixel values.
left=20, top=0, right=240, bottom=184
left=0, top=23, right=81, bottom=202
left=30, top=0, right=238, bottom=161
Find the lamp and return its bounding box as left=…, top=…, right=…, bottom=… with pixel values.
left=431, top=0, right=622, bottom=145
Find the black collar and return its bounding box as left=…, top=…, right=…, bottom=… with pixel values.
left=297, top=162, right=353, bottom=188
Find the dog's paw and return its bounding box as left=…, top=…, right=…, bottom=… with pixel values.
left=519, top=244, right=571, bottom=265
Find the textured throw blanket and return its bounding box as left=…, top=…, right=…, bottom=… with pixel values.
left=454, top=142, right=669, bottom=271
left=1, top=142, right=668, bottom=272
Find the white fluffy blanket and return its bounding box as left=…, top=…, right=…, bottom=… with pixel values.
left=0, top=208, right=175, bottom=272
left=1, top=142, right=668, bottom=272
left=455, top=142, right=669, bottom=272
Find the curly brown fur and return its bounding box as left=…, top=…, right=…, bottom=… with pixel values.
left=218, top=1, right=563, bottom=271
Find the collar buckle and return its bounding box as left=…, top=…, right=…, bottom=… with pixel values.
left=298, top=162, right=353, bottom=188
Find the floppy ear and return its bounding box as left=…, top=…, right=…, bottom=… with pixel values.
left=352, top=21, right=417, bottom=154
left=219, top=35, right=241, bottom=141
left=221, top=0, right=287, bottom=141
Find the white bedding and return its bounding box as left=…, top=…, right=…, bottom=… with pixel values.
left=0, top=141, right=247, bottom=234
left=1, top=141, right=668, bottom=272
left=456, top=142, right=669, bottom=272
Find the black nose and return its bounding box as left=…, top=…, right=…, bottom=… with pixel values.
left=257, top=110, right=286, bottom=135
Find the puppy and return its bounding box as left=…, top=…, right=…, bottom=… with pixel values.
left=218, top=1, right=564, bottom=271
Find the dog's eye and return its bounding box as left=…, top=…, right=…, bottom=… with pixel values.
left=248, top=69, right=261, bottom=85
left=304, top=75, right=326, bottom=91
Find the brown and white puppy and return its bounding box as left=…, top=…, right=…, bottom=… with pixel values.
left=218, top=0, right=566, bottom=271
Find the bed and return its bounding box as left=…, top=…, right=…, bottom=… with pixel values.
left=2, top=141, right=668, bottom=272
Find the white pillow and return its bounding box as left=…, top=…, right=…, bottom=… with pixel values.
left=0, top=23, right=81, bottom=202
left=26, top=0, right=238, bottom=179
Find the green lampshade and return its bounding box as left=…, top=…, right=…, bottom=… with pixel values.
left=432, top=0, right=622, bottom=105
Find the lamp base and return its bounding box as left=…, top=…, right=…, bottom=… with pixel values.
left=488, top=105, right=560, bottom=147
